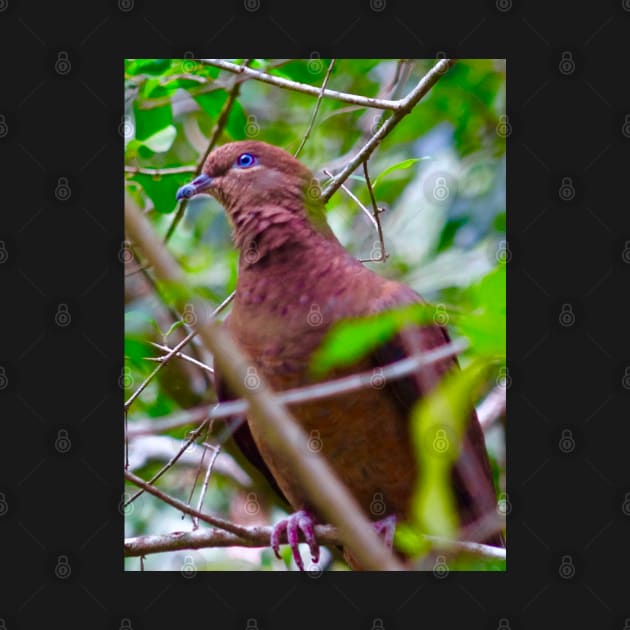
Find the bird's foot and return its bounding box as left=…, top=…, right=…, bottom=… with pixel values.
left=271, top=509, right=319, bottom=571
left=373, top=514, right=397, bottom=549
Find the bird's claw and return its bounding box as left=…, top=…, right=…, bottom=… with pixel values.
left=270, top=509, right=319, bottom=571
left=373, top=514, right=397, bottom=549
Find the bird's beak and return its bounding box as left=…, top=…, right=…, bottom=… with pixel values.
left=176, top=173, right=213, bottom=201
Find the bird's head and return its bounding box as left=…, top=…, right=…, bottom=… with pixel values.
left=177, top=140, right=322, bottom=212
left=176, top=141, right=333, bottom=257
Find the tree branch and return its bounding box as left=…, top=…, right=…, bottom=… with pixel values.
left=139, top=337, right=468, bottom=424
left=201, top=59, right=404, bottom=111
left=125, top=524, right=505, bottom=562
left=125, top=522, right=338, bottom=558
left=321, top=58, right=456, bottom=202
left=294, top=58, right=336, bottom=158
left=125, top=469, right=254, bottom=539
left=164, top=60, right=252, bottom=244
left=125, top=469, right=504, bottom=562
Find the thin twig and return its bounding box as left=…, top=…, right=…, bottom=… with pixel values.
left=321, top=59, right=456, bottom=202
left=124, top=414, right=213, bottom=507
left=124, top=291, right=234, bottom=411
left=125, top=469, right=256, bottom=539
left=164, top=60, right=252, bottom=244
left=193, top=441, right=221, bottom=529
left=127, top=404, right=215, bottom=438
left=126, top=242, right=205, bottom=363
left=186, top=417, right=213, bottom=528
left=130, top=337, right=468, bottom=443
left=127, top=434, right=251, bottom=487
left=322, top=168, right=377, bottom=229
left=126, top=336, right=467, bottom=510
left=316, top=61, right=414, bottom=176
left=362, top=160, right=388, bottom=262
left=144, top=338, right=469, bottom=429
left=139, top=59, right=294, bottom=110
left=294, top=58, right=336, bottom=158
left=201, top=59, right=404, bottom=111
left=124, top=329, right=197, bottom=411
left=148, top=342, right=215, bottom=375
left=205, top=59, right=253, bottom=155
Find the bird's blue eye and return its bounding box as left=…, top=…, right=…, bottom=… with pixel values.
left=236, top=153, right=256, bottom=168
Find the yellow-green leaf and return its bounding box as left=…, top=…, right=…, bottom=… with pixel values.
left=310, top=303, right=438, bottom=377
left=410, top=359, right=491, bottom=539
left=373, top=157, right=427, bottom=189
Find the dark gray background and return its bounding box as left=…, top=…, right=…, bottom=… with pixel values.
left=1, top=0, right=628, bottom=628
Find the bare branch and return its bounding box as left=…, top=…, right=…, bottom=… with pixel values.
left=148, top=341, right=215, bottom=375
left=125, top=469, right=255, bottom=539
left=294, top=58, right=336, bottom=158
left=127, top=404, right=214, bottom=438
left=124, top=291, right=233, bottom=412
left=322, top=167, right=378, bottom=230
left=138, top=59, right=295, bottom=110
left=128, top=338, right=468, bottom=438
left=362, top=160, right=388, bottom=262
left=125, top=522, right=339, bottom=558
left=151, top=338, right=468, bottom=427
left=201, top=58, right=403, bottom=111
left=127, top=435, right=252, bottom=487
left=164, top=60, right=252, bottom=244
left=124, top=330, right=195, bottom=411
left=124, top=411, right=212, bottom=506
left=125, top=526, right=505, bottom=562
left=321, top=59, right=456, bottom=202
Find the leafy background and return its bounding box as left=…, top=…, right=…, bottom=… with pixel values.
left=124, top=58, right=506, bottom=571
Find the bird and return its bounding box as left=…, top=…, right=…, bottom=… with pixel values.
left=176, top=140, right=502, bottom=570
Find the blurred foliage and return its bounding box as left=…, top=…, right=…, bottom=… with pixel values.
left=124, top=58, right=506, bottom=571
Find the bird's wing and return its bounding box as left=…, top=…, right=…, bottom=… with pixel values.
left=369, top=282, right=501, bottom=544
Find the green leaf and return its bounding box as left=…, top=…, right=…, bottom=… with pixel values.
left=310, top=303, right=438, bottom=376
left=493, top=211, right=506, bottom=232
left=409, top=360, right=491, bottom=539
left=394, top=522, right=431, bottom=556
left=124, top=139, right=143, bottom=162
left=311, top=265, right=505, bottom=377
left=124, top=337, right=152, bottom=366
left=129, top=172, right=192, bottom=214
left=126, top=59, right=173, bottom=77
left=133, top=101, right=172, bottom=142
left=447, top=554, right=506, bottom=571
left=274, top=59, right=333, bottom=83
left=225, top=99, right=247, bottom=140
left=452, top=265, right=506, bottom=357
left=372, top=157, right=427, bottom=189
left=195, top=90, right=228, bottom=120
left=140, top=125, right=177, bottom=153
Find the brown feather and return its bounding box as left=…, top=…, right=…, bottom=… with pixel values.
left=190, top=141, right=502, bottom=565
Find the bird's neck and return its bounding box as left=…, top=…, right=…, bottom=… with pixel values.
left=231, top=200, right=339, bottom=268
